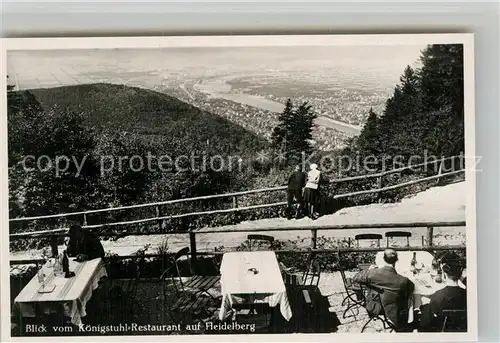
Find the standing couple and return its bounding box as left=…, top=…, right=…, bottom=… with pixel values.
left=286, top=163, right=322, bottom=220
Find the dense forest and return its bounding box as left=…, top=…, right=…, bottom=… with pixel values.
left=8, top=44, right=464, bottom=235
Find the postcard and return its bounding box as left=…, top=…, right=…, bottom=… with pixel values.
left=1, top=33, right=476, bottom=342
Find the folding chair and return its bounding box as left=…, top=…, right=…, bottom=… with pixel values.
left=355, top=234, right=382, bottom=248
left=99, top=256, right=143, bottom=323
left=339, top=267, right=366, bottom=319
left=232, top=300, right=271, bottom=328
left=301, top=255, right=321, bottom=287
left=159, top=247, right=218, bottom=299
left=441, top=309, right=467, bottom=332
left=247, top=234, right=274, bottom=251
left=360, top=285, right=397, bottom=333
left=385, top=231, right=412, bottom=247
left=159, top=247, right=220, bottom=324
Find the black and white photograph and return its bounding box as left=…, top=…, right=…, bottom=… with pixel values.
left=2, top=34, right=476, bottom=341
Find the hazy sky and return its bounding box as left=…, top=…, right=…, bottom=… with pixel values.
left=7, top=45, right=427, bottom=90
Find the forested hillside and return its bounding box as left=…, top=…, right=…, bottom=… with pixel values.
left=8, top=84, right=267, bottom=223
left=323, top=44, right=465, bottom=206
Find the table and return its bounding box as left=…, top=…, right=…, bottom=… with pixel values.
left=14, top=257, right=107, bottom=326
left=375, top=251, right=465, bottom=323
left=375, top=251, right=435, bottom=275
left=218, top=251, right=292, bottom=321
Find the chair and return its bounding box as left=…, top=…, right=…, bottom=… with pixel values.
left=441, top=309, right=467, bottom=332
left=360, top=285, right=397, bottom=333
left=301, top=254, right=321, bottom=287
left=159, top=247, right=221, bottom=324
left=247, top=234, right=274, bottom=251
left=98, top=256, right=143, bottom=324
left=160, top=247, right=218, bottom=298
left=357, top=263, right=372, bottom=271
left=339, top=266, right=366, bottom=319
left=355, top=234, right=382, bottom=248
left=232, top=300, right=272, bottom=329
left=280, top=250, right=317, bottom=286
left=385, top=231, right=412, bottom=247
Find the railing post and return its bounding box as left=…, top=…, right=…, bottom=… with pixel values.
left=436, top=160, right=443, bottom=185
left=155, top=206, right=163, bottom=230
left=426, top=226, right=434, bottom=247
left=377, top=168, right=384, bottom=204
left=311, top=229, right=317, bottom=249
left=189, top=230, right=197, bottom=275
left=82, top=213, right=87, bottom=226
left=232, top=196, right=238, bottom=209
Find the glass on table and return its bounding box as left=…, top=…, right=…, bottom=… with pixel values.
left=42, top=247, right=53, bottom=268
left=413, top=262, right=424, bottom=275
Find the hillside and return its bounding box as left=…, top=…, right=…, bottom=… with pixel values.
left=8, top=84, right=268, bottom=219
left=27, top=83, right=267, bottom=154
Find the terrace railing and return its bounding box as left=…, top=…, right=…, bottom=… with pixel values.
left=9, top=155, right=466, bottom=266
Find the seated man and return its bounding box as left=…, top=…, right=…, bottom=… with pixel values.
left=419, top=253, right=467, bottom=332
left=352, top=249, right=414, bottom=331
left=66, top=224, right=105, bottom=261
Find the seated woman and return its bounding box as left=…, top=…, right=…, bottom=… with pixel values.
left=418, top=253, right=467, bottom=332
left=66, top=224, right=105, bottom=261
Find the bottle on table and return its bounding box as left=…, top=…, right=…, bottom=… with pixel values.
left=50, top=236, right=59, bottom=258
left=53, top=253, right=62, bottom=276
left=410, top=252, right=418, bottom=275
left=62, top=250, right=69, bottom=274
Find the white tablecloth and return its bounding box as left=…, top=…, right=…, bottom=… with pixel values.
left=375, top=251, right=465, bottom=323
left=219, top=251, right=292, bottom=321
left=14, top=258, right=107, bottom=325
left=375, top=251, right=435, bottom=274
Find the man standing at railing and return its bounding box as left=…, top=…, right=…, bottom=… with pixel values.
left=286, top=164, right=306, bottom=219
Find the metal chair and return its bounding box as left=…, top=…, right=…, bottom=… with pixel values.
left=441, top=309, right=467, bottom=332
left=360, top=285, right=397, bottom=333
left=339, top=266, right=366, bottom=319
left=159, top=247, right=220, bottom=324
left=99, top=255, right=143, bottom=323
left=301, top=254, right=321, bottom=287
left=159, top=247, right=216, bottom=299
left=355, top=234, right=383, bottom=248
left=385, top=231, right=412, bottom=247
left=247, top=234, right=274, bottom=251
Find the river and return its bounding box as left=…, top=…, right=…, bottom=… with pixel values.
left=193, top=78, right=362, bottom=135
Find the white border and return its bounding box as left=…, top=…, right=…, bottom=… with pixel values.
left=0, top=33, right=476, bottom=343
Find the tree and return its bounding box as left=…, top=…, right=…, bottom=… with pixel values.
left=357, top=107, right=379, bottom=158
left=419, top=44, right=464, bottom=156
left=271, top=98, right=317, bottom=165
left=271, top=98, right=294, bottom=151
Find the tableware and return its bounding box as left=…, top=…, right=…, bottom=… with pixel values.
left=37, top=284, right=56, bottom=293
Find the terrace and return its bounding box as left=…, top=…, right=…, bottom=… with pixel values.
left=9, top=156, right=467, bottom=336
left=10, top=221, right=466, bottom=337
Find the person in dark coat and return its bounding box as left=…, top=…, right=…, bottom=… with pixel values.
left=66, top=224, right=105, bottom=261
left=352, top=249, right=414, bottom=331
left=419, top=254, right=467, bottom=332
left=286, top=165, right=306, bottom=219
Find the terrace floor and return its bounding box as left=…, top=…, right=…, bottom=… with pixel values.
left=13, top=271, right=390, bottom=336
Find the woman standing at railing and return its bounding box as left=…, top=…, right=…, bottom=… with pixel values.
left=303, top=163, right=322, bottom=219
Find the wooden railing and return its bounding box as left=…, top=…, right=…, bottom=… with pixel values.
left=9, top=220, right=466, bottom=267
left=9, top=155, right=464, bottom=236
